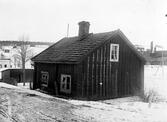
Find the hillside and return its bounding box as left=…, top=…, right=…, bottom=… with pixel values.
left=0, top=81, right=167, bottom=122
left=0, top=40, right=54, bottom=46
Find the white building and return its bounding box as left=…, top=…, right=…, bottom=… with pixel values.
left=0, top=58, right=11, bottom=68
left=0, top=45, right=48, bottom=69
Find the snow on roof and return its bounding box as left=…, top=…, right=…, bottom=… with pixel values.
left=0, top=68, right=10, bottom=72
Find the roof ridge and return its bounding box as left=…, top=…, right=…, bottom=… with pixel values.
left=117, top=30, right=147, bottom=62
left=32, top=29, right=146, bottom=63
left=91, top=29, right=119, bottom=36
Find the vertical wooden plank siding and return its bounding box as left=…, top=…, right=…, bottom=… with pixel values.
left=124, top=44, right=127, bottom=95
left=80, top=64, right=84, bottom=97
left=79, top=34, right=144, bottom=99
left=100, top=48, right=103, bottom=97
left=82, top=62, right=85, bottom=97
left=96, top=50, right=99, bottom=97
left=94, top=52, right=97, bottom=96
left=106, top=45, right=109, bottom=97
left=84, top=63, right=87, bottom=97
left=87, top=57, right=90, bottom=97
left=98, top=49, right=101, bottom=97
left=140, top=63, right=144, bottom=95
left=75, top=65, right=81, bottom=97
left=103, top=45, right=106, bottom=97
left=109, top=61, right=112, bottom=97
left=92, top=53, right=95, bottom=97
left=89, top=56, right=92, bottom=97
left=111, top=71, right=115, bottom=97
left=115, top=69, right=118, bottom=97
left=121, top=43, right=125, bottom=96
left=133, top=56, right=137, bottom=93
left=127, top=47, right=129, bottom=95
left=129, top=51, right=133, bottom=95
left=109, top=40, right=112, bottom=97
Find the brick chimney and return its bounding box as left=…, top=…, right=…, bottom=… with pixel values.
left=78, top=21, right=90, bottom=37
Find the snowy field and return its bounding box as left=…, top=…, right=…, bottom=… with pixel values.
left=144, top=65, right=167, bottom=98
left=0, top=65, right=167, bottom=122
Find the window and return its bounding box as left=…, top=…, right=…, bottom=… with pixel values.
left=41, top=71, right=49, bottom=87
left=4, top=64, right=7, bottom=68
left=4, top=49, right=10, bottom=53
left=60, top=74, right=71, bottom=94
left=110, top=44, right=119, bottom=62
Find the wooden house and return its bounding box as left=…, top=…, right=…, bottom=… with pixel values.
left=32, top=21, right=146, bottom=100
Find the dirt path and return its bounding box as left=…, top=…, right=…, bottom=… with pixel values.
left=0, top=87, right=90, bottom=122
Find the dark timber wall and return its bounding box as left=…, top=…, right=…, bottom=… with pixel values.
left=76, top=34, right=144, bottom=100
left=33, top=63, right=78, bottom=97
left=34, top=63, right=57, bottom=92
left=33, top=34, right=144, bottom=100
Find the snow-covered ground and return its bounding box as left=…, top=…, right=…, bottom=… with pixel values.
left=17, top=82, right=30, bottom=89
left=0, top=86, right=166, bottom=122
left=144, top=65, right=167, bottom=98
left=69, top=98, right=167, bottom=122
left=0, top=65, right=167, bottom=122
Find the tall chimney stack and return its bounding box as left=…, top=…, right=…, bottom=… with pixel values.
left=78, top=21, right=90, bottom=37
left=150, top=41, right=154, bottom=53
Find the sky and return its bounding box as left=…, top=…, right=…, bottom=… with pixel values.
left=0, top=0, right=167, bottom=49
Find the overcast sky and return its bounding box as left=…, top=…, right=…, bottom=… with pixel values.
left=0, top=0, right=167, bottom=49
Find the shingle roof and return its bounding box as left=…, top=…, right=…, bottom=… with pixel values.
left=32, top=29, right=146, bottom=64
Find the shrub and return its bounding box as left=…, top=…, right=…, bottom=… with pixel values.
left=142, top=88, right=165, bottom=105
left=3, top=78, right=17, bottom=86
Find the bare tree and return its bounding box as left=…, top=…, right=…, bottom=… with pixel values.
left=13, top=35, right=33, bottom=86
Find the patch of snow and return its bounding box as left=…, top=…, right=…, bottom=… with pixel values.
left=69, top=97, right=167, bottom=122
left=17, top=83, right=30, bottom=89
left=0, top=82, right=19, bottom=89
left=0, top=82, right=67, bottom=102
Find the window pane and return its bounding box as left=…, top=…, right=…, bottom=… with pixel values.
left=110, top=44, right=119, bottom=62
left=62, top=77, right=66, bottom=83
left=66, top=77, right=70, bottom=89
left=111, top=47, right=115, bottom=59
left=60, top=74, right=71, bottom=93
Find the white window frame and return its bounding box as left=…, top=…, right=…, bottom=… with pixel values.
left=110, top=44, right=119, bottom=62
left=60, top=74, right=71, bottom=94
left=41, top=71, right=49, bottom=87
